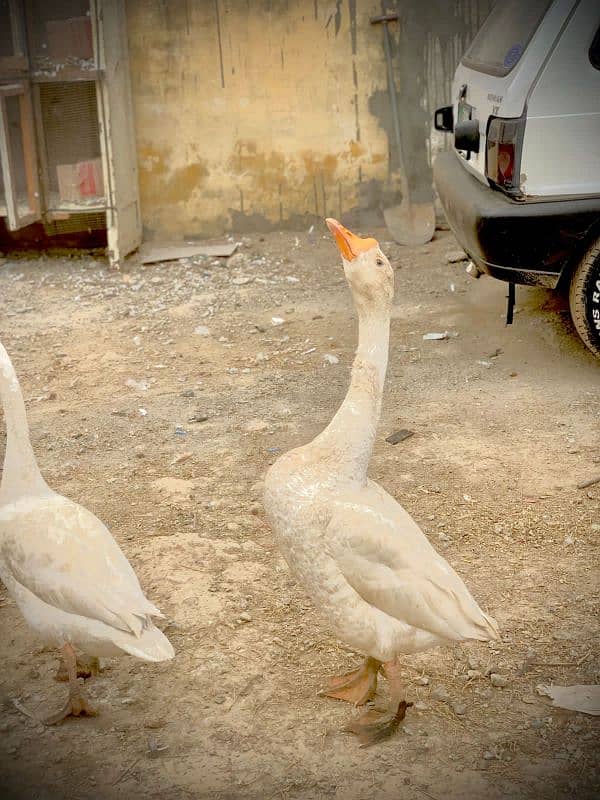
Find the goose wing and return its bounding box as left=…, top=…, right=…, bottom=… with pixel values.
left=0, top=495, right=162, bottom=636
left=325, top=498, right=499, bottom=642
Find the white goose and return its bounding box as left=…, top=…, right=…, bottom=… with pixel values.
left=264, top=219, right=499, bottom=743
left=0, top=341, right=173, bottom=724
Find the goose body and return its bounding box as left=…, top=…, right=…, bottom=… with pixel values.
left=0, top=494, right=173, bottom=662
left=264, top=220, right=498, bottom=736
left=0, top=342, right=173, bottom=721
left=266, top=470, right=496, bottom=664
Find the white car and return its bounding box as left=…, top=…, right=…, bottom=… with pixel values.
left=433, top=0, right=600, bottom=357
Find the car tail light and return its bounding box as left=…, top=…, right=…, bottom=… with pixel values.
left=485, top=115, right=525, bottom=195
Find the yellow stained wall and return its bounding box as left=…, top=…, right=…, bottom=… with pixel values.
left=126, top=0, right=389, bottom=237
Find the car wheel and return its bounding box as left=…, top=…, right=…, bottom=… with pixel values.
left=569, top=238, right=600, bottom=359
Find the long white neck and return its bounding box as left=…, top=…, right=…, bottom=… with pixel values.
left=311, top=305, right=390, bottom=483
left=0, top=342, right=48, bottom=503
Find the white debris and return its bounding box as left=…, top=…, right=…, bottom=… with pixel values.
left=423, top=331, right=458, bottom=341
left=125, top=378, right=149, bottom=392
left=537, top=684, right=600, bottom=716
left=194, top=325, right=211, bottom=336
left=323, top=354, right=339, bottom=365
left=285, top=276, right=300, bottom=283
left=271, top=316, right=285, bottom=326
left=138, top=408, right=148, bottom=417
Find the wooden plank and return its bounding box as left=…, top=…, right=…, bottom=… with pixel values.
left=31, top=82, right=51, bottom=222
left=95, top=0, right=142, bottom=267
left=138, top=242, right=238, bottom=265
left=19, top=86, right=40, bottom=215
left=0, top=95, right=19, bottom=229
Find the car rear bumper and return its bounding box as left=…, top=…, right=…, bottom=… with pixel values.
left=433, top=151, right=600, bottom=288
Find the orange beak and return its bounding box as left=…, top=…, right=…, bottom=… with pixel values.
left=326, top=218, right=378, bottom=261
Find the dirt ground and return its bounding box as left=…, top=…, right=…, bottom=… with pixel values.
left=0, top=226, right=599, bottom=800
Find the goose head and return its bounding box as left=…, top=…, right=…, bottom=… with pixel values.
left=325, top=218, right=393, bottom=314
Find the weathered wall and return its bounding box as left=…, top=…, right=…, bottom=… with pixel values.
left=126, top=0, right=491, bottom=238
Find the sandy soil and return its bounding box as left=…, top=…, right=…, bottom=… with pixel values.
left=0, top=227, right=599, bottom=800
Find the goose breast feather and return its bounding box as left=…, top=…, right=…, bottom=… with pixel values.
left=0, top=494, right=161, bottom=637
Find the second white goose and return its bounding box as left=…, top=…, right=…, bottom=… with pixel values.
left=0, top=341, right=174, bottom=724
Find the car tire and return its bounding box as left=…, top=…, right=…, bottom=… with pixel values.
left=569, top=238, right=600, bottom=359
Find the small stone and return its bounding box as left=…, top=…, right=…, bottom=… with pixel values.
left=490, top=673, right=508, bottom=688
left=446, top=250, right=468, bottom=263
left=415, top=675, right=429, bottom=686
left=239, top=612, right=252, bottom=623
left=271, top=316, right=285, bottom=326
left=249, top=502, right=261, bottom=515
left=483, top=750, right=496, bottom=760
left=431, top=685, right=450, bottom=702
left=323, top=353, right=339, bottom=365
left=452, top=703, right=467, bottom=716
left=188, top=412, right=208, bottom=423
left=467, top=669, right=482, bottom=680
left=385, top=429, right=414, bottom=445
left=194, top=325, right=210, bottom=336
left=591, top=523, right=600, bottom=532
left=413, top=701, right=428, bottom=711
left=468, top=656, right=481, bottom=671
left=180, top=389, right=195, bottom=398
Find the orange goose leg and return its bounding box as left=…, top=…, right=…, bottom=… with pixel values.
left=344, top=659, right=413, bottom=747
left=43, top=643, right=98, bottom=725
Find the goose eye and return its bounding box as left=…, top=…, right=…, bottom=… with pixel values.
left=376, top=258, right=384, bottom=266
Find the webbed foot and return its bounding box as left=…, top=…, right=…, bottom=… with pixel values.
left=318, top=657, right=381, bottom=706
left=344, top=700, right=413, bottom=747
left=43, top=687, right=98, bottom=725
